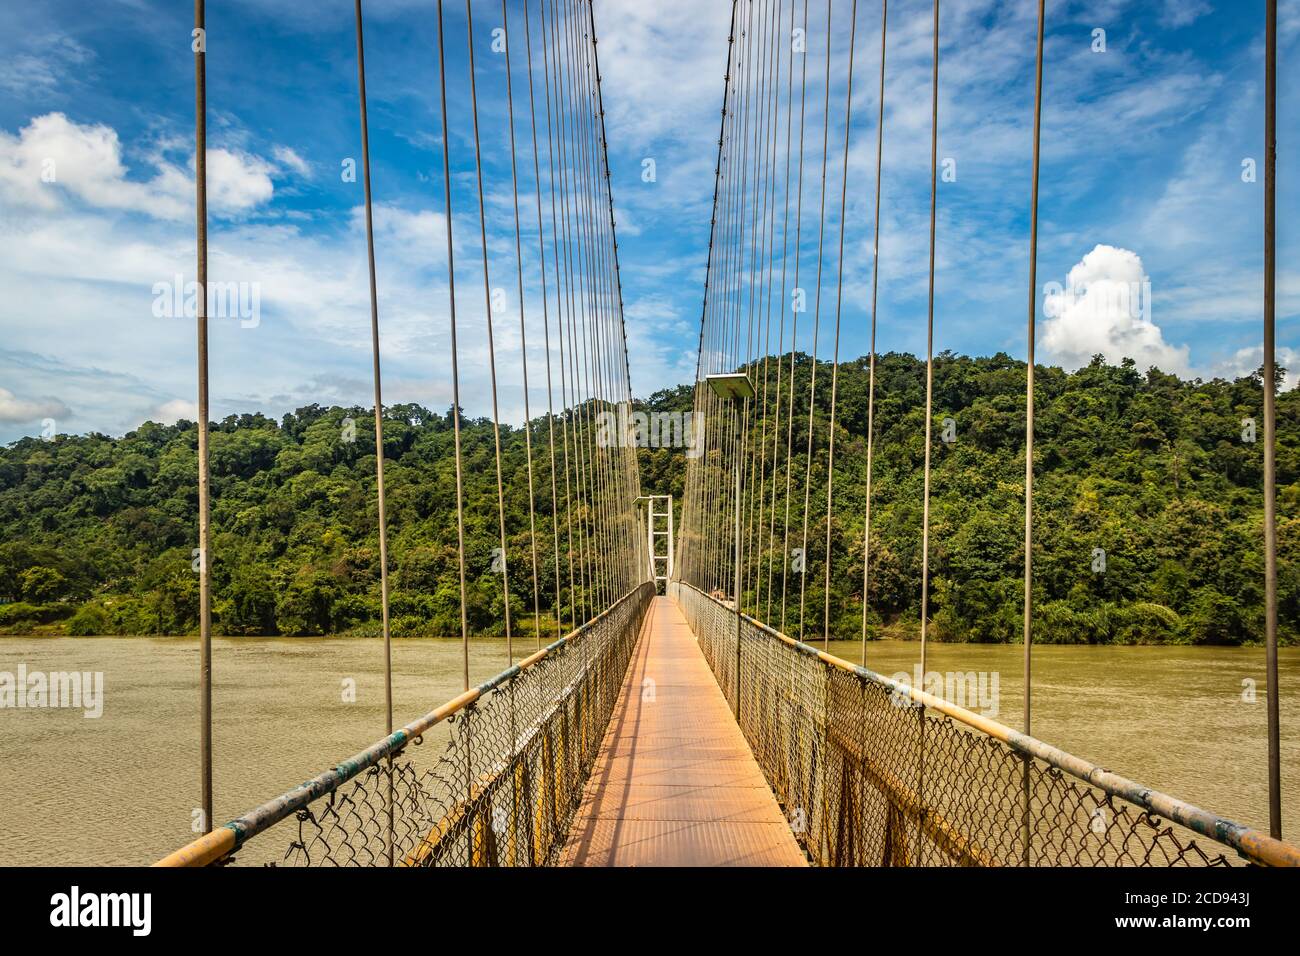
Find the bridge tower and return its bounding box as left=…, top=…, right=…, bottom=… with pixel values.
left=640, top=494, right=674, bottom=591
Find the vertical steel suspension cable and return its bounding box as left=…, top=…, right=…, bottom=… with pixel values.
left=540, top=0, right=579, bottom=628
left=796, top=0, right=834, bottom=641
left=1022, top=0, right=1046, bottom=868
left=860, top=0, right=887, bottom=665
left=570, top=0, right=615, bottom=613
left=502, top=0, right=544, bottom=650
left=733, top=1, right=759, bottom=606
left=720, top=5, right=751, bottom=599
left=588, top=0, right=643, bottom=596
left=740, top=0, right=767, bottom=611
left=683, top=1, right=739, bottom=590
left=733, top=1, right=759, bottom=613
left=763, top=0, right=788, bottom=612
left=524, top=0, right=565, bottom=636
left=575, top=0, right=616, bottom=612
left=747, top=0, right=780, bottom=617
left=352, top=0, right=394, bottom=866
left=577, top=0, right=609, bottom=614
left=729, top=0, right=753, bottom=605
left=561, top=3, right=597, bottom=615
left=718, top=6, right=747, bottom=597
left=192, top=0, right=213, bottom=837
left=1263, top=0, right=1281, bottom=840
left=739, top=0, right=771, bottom=624
left=779, top=0, right=811, bottom=633
left=708, top=5, right=748, bottom=598
left=704, top=1, right=741, bottom=599
left=550, top=0, right=592, bottom=623
left=698, top=14, right=728, bottom=594
left=911, top=0, right=941, bottom=867
left=592, top=0, right=638, bottom=602
left=464, top=0, right=516, bottom=664
left=1023, top=0, right=1045, bottom=740
left=766, top=0, right=797, bottom=623
left=728, top=0, right=759, bottom=708
left=740, top=0, right=766, bottom=611
left=434, top=0, right=470, bottom=691
left=708, top=5, right=731, bottom=593
left=752, top=0, right=785, bottom=619
left=725, top=8, right=751, bottom=601
left=568, top=0, right=610, bottom=615
left=586, top=0, right=639, bottom=598
left=558, top=0, right=598, bottom=619
left=571, top=0, right=609, bottom=612
left=564, top=1, right=594, bottom=609
left=821, top=0, right=858, bottom=647
left=919, top=0, right=939, bottom=676
left=353, top=0, right=393, bottom=746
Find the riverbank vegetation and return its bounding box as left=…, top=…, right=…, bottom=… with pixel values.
left=0, top=352, right=1294, bottom=645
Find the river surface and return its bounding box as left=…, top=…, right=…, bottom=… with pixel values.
left=0, top=633, right=1296, bottom=865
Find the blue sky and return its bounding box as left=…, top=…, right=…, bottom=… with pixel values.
left=0, top=0, right=1297, bottom=444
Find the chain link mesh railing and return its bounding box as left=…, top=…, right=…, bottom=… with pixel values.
left=670, top=580, right=1299, bottom=868
left=157, top=582, right=654, bottom=867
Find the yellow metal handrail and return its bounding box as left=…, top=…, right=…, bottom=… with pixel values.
left=156, top=583, right=653, bottom=867
left=673, top=580, right=1300, bottom=868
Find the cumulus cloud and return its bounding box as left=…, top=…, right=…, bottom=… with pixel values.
left=1215, top=345, right=1300, bottom=391
left=1041, top=244, right=1190, bottom=376
left=0, top=386, right=70, bottom=424
left=0, top=109, right=560, bottom=440
left=204, top=148, right=275, bottom=212
left=0, top=112, right=276, bottom=220
left=148, top=399, right=199, bottom=426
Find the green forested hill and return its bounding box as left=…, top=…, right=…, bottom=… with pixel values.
left=705, top=351, right=1299, bottom=645
left=1, top=351, right=1296, bottom=644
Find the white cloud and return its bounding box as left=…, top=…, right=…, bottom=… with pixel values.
left=0, top=348, right=197, bottom=443
left=0, top=34, right=92, bottom=94
left=0, top=387, right=69, bottom=424
left=1160, top=0, right=1212, bottom=28
left=0, top=110, right=582, bottom=440
left=1041, top=244, right=1190, bottom=375
left=148, top=398, right=199, bottom=425
left=590, top=0, right=734, bottom=152
left=623, top=292, right=698, bottom=388
left=0, top=112, right=276, bottom=220
left=1216, top=345, right=1300, bottom=390
left=204, top=148, right=275, bottom=212
left=272, top=144, right=310, bottom=177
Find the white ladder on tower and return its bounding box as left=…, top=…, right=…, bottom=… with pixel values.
left=644, top=494, right=674, bottom=589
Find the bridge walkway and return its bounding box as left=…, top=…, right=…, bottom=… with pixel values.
left=559, top=596, right=806, bottom=867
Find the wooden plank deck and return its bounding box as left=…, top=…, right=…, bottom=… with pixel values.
left=559, top=596, right=807, bottom=867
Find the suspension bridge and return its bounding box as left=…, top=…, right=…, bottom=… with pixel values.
left=155, top=0, right=1293, bottom=867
